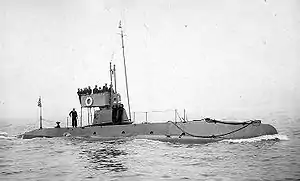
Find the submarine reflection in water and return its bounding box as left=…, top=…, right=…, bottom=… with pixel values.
left=79, top=142, right=128, bottom=173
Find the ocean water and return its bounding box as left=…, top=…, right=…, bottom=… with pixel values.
left=0, top=117, right=300, bottom=181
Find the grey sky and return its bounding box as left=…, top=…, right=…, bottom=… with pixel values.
left=0, top=0, right=299, bottom=122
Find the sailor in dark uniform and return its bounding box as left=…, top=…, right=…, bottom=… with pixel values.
left=83, top=87, right=88, bottom=95
left=69, top=108, right=78, bottom=127
left=87, top=86, right=92, bottom=95
left=109, top=84, right=114, bottom=93
left=112, top=103, right=118, bottom=124
left=93, top=85, right=98, bottom=94
left=77, top=88, right=82, bottom=102
left=118, top=104, right=124, bottom=123
left=103, top=83, right=108, bottom=92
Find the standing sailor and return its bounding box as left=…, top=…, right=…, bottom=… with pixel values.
left=93, top=85, right=98, bottom=94
left=69, top=108, right=78, bottom=127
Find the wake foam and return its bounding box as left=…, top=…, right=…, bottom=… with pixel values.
left=0, top=131, right=8, bottom=137
left=0, top=131, right=17, bottom=140
left=0, top=135, right=13, bottom=140
left=221, top=134, right=288, bottom=143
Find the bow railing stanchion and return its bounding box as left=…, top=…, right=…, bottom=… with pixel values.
left=66, top=117, right=68, bottom=128
left=145, top=112, right=148, bottom=123
left=174, top=109, right=177, bottom=123
left=133, top=112, right=136, bottom=123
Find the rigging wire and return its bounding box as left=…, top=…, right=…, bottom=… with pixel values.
left=167, top=119, right=261, bottom=139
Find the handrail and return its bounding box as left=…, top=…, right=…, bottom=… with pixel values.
left=131, top=109, right=185, bottom=123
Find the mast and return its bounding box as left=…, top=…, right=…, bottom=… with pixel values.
left=119, top=21, right=132, bottom=121
left=110, top=62, right=113, bottom=107
left=110, top=62, right=113, bottom=89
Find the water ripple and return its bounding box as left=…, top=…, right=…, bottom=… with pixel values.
left=0, top=120, right=300, bottom=180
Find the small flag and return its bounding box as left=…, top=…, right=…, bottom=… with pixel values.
left=38, top=97, right=42, bottom=107
left=119, top=20, right=122, bottom=28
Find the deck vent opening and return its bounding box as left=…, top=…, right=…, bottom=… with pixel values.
left=121, top=131, right=125, bottom=134
left=150, top=131, right=153, bottom=135
left=93, top=132, right=96, bottom=135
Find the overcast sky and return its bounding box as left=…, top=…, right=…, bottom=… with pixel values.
left=0, top=0, right=299, bottom=123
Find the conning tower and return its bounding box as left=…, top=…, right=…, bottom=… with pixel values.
left=78, top=63, right=131, bottom=126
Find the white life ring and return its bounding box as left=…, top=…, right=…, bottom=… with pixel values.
left=85, top=96, right=93, bottom=106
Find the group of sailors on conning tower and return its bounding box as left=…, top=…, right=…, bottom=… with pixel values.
left=77, top=83, right=115, bottom=96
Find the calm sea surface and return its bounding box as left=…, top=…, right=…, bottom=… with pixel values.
left=0, top=117, right=300, bottom=181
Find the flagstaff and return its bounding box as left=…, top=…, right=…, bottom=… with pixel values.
left=38, top=96, right=42, bottom=129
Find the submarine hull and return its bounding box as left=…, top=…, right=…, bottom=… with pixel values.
left=22, top=121, right=278, bottom=143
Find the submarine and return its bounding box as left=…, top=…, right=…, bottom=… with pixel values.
left=22, top=22, right=278, bottom=143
